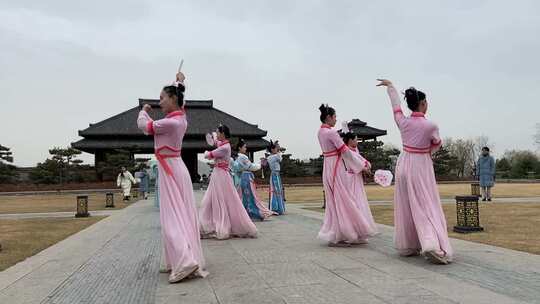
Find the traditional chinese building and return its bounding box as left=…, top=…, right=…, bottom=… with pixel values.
left=339, top=118, right=387, bottom=141
left=72, top=99, right=269, bottom=181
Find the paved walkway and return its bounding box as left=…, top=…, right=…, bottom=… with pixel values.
left=0, top=209, right=121, bottom=220
left=2, top=196, right=537, bottom=220
left=1, top=192, right=539, bottom=303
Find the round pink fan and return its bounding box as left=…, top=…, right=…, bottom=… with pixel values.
left=205, top=133, right=214, bottom=146
left=374, top=169, right=393, bottom=187
left=260, top=158, right=268, bottom=167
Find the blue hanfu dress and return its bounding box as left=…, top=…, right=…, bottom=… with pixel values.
left=267, top=153, right=285, bottom=215
left=237, top=153, right=274, bottom=220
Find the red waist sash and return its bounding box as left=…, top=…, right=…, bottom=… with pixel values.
left=155, top=146, right=181, bottom=177
left=215, top=161, right=229, bottom=171
left=322, top=144, right=347, bottom=195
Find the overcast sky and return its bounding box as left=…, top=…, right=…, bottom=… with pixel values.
left=2, top=0, right=539, bottom=166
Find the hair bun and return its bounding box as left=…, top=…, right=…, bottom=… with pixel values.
left=319, top=104, right=328, bottom=114
left=403, top=86, right=426, bottom=112
left=404, top=88, right=416, bottom=97
left=176, top=83, right=186, bottom=94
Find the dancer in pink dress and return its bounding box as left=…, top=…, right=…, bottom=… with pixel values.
left=377, top=79, right=453, bottom=265
left=317, top=104, right=378, bottom=246
left=340, top=131, right=378, bottom=234
left=137, top=72, right=207, bottom=283
left=199, top=125, right=258, bottom=239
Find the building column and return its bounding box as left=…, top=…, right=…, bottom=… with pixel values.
left=182, top=150, right=199, bottom=182
left=94, top=150, right=106, bottom=181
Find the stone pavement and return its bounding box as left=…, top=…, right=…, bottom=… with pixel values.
left=0, top=209, right=120, bottom=220
left=1, top=191, right=539, bottom=304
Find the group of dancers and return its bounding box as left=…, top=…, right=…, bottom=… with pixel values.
left=199, top=127, right=284, bottom=241
left=136, top=72, right=453, bottom=283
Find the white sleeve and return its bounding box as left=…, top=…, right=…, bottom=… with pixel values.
left=387, top=85, right=402, bottom=108
left=250, top=163, right=261, bottom=171
left=387, top=85, right=406, bottom=127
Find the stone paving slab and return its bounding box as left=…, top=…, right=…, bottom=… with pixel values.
left=42, top=210, right=161, bottom=304
left=0, top=200, right=158, bottom=304
left=1, top=191, right=539, bottom=303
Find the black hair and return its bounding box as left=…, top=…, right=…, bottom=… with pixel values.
left=340, top=132, right=357, bottom=146
left=162, top=83, right=186, bottom=107
left=236, top=139, right=246, bottom=151
left=318, top=104, right=336, bottom=123
left=267, top=140, right=279, bottom=152
left=404, top=87, right=426, bottom=112
left=482, top=147, right=490, bottom=152
left=217, top=124, right=231, bottom=139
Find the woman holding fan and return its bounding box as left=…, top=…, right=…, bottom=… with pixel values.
left=137, top=71, right=207, bottom=283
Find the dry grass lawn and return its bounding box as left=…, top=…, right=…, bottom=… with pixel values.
left=0, top=216, right=105, bottom=271
left=305, top=203, right=540, bottom=255
left=0, top=192, right=132, bottom=214
left=260, top=183, right=540, bottom=203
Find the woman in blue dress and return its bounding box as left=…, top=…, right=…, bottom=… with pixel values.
left=236, top=139, right=275, bottom=220
left=267, top=140, right=285, bottom=215
left=230, top=152, right=242, bottom=191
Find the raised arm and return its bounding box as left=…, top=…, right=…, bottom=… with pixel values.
left=205, top=143, right=229, bottom=160
left=137, top=106, right=177, bottom=135
left=137, top=72, right=185, bottom=135
left=137, top=105, right=154, bottom=135
left=377, top=79, right=405, bottom=126
left=238, top=154, right=261, bottom=171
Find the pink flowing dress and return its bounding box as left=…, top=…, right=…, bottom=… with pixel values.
left=317, top=124, right=378, bottom=244
left=199, top=140, right=258, bottom=239
left=343, top=147, right=378, bottom=234
left=137, top=109, right=208, bottom=280
left=385, top=85, right=453, bottom=260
